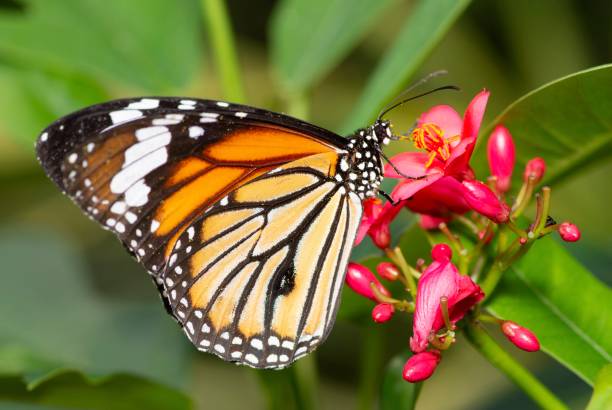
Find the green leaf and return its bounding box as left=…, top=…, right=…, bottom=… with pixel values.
left=270, top=0, right=396, bottom=93
left=0, top=66, right=109, bottom=145
left=0, top=369, right=191, bottom=410
left=473, top=64, right=612, bottom=187
left=586, top=364, right=612, bottom=410
left=0, top=0, right=202, bottom=92
left=379, top=351, right=421, bottom=410
left=486, top=237, right=612, bottom=385
left=0, top=227, right=189, bottom=388
left=341, top=0, right=472, bottom=133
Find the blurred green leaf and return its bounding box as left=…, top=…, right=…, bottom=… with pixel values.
left=0, top=227, right=189, bottom=388
left=487, top=237, right=612, bottom=385
left=379, top=350, right=421, bottom=410
left=0, top=66, right=109, bottom=144
left=270, top=0, right=395, bottom=93
left=473, top=64, right=612, bottom=187
left=341, top=0, right=472, bottom=133
left=586, top=364, right=612, bottom=410
left=0, top=369, right=191, bottom=410
left=0, top=0, right=202, bottom=92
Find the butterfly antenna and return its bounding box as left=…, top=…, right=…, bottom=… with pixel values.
left=376, top=147, right=427, bottom=181
left=378, top=189, right=399, bottom=206
left=378, top=85, right=460, bottom=121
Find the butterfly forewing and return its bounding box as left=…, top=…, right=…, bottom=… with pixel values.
left=36, top=98, right=347, bottom=278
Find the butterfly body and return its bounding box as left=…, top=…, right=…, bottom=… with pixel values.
left=36, top=97, right=390, bottom=368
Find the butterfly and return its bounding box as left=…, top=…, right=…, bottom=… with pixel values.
left=35, top=97, right=394, bottom=369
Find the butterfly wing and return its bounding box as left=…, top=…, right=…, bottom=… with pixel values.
left=36, top=97, right=348, bottom=277
left=162, top=153, right=362, bottom=368
left=36, top=97, right=364, bottom=368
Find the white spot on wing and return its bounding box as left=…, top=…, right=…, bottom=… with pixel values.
left=110, top=148, right=167, bottom=194
left=188, top=126, right=204, bottom=138
left=124, top=180, right=151, bottom=207
left=216, top=101, right=229, bottom=107
left=124, top=131, right=171, bottom=166
left=110, top=109, right=142, bottom=124
left=40, top=132, right=48, bottom=142
left=135, top=126, right=168, bottom=141
left=128, top=98, right=159, bottom=110
left=235, top=112, right=247, bottom=118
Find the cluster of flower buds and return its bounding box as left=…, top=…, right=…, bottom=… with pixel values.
left=346, top=91, right=582, bottom=383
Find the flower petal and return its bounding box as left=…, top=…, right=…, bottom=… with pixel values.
left=410, top=260, right=459, bottom=352
left=403, top=176, right=470, bottom=216
left=446, top=90, right=490, bottom=176
left=384, top=152, right=444, bottom=179
left=418, top=104, right=462, bottom=144
left=390, top=172, right=443, bottom=202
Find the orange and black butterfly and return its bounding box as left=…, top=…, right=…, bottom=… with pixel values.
left=35, top=97, right=393, bottom=369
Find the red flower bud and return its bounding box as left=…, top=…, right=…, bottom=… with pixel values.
left=558, top=222, right=581, bottom=242
left=461, top=180, right=510, bottom=223
left=402, top=351, right=441, bottom=383
left=372, top=225, right=391, bottom=249
left=501, top=321, right=540, bottom=352
left=523, top=157, right=546, bottom=183
left=487, top=125, right=515, bottom=193
left=372, top=303, right=394, bottom=323
left=345, top=262, right=390, bottom=301
left=431, top=243, right=452, bottom=262
left=377, top=262, right=400, bottom=281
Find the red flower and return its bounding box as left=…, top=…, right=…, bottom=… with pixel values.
left=402, top=351, right=441, bottom=383
left=487, top=125, right=515, bottom=193
left=345, top=262, right=391, bottom=301
left=558, top=222, right=581, bottom=242
left=354, top=198, right=403, bottom=249
left=410, top=245, right=484, bottom=353
left=501, top=321, right=540, bottom=352
left=385, top=90, right=490, bottom=201
left=383, top=91, right=509, bottom=223
left=372, top=303, right=395, bottom=323
left=523, top=157, right=546, bottom=183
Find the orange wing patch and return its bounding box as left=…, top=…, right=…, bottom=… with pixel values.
left=204, top=126, right=335, bottom=164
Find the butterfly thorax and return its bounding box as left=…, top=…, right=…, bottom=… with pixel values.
left=336, top=120, right=391, bottom=200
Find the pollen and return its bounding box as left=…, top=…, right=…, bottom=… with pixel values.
left=408, top=123, right=459, bottom=168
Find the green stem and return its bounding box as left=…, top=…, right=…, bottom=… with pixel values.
left=464, top=321, right=569, bottom=410
left=291, top=357, right=318, bottom=410
left=357, top=325, right=385, bottom=410
left=385, top=247, right=417, bottom=298
left=200, top=0, right=246, bottom=102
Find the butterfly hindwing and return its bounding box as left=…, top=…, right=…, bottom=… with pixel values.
left=36, top=98, right=347, bottom=278
left=161, top=153, right=362, bottom=368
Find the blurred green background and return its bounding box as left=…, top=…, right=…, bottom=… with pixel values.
left=0, top=0, right=610, bottom=409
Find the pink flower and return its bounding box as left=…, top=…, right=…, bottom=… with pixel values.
left=410, top=245, right=484, bottom=353
left=385, top=90, right=490, bottom=201
left=419, top=214, right=450, bottom=230
left=487, top=125, right=515, bottom=193
left=376, top=262, right=400, bottom=281
left=501, top=321, right=540, bottom=352
left=402, top=351, right=441, bottom=383
left=461, top=180, right=510, bottom=223
left=345, top=262, right=391, bottom=301
left=523, top=157, right=546, bottom=183
left=558, top=222, right=581, bottom=242
left=383, top=91, right=512, bottom=223
left=372, top=303, right=395, bottom=323
left=354, top=198, right=402, bottom=249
